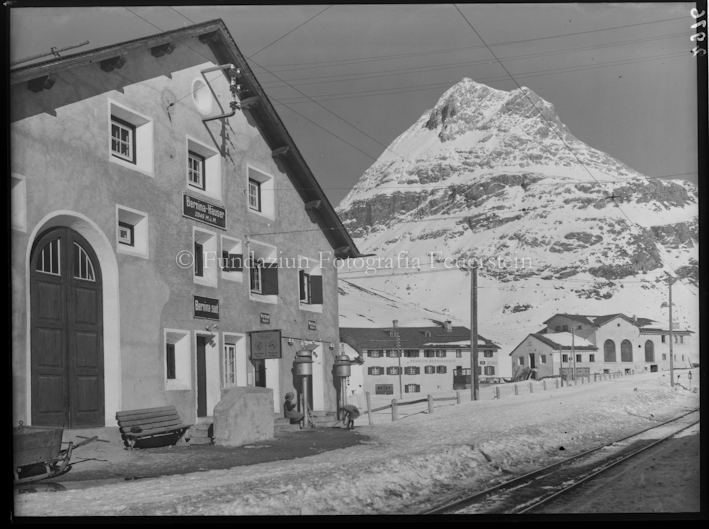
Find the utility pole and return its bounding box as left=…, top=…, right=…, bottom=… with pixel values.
left=571, top=327, right=576, bottom=384
left=470, top=266, right=479, bottom=401
left=668, top=275, right=675, bottom=388
left=559, top=347, right=564, bottom=387
left=394, top=320, right=403, bottom=399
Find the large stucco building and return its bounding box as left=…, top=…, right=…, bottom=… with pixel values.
left=509, top=313, right=694, bottom=379
left=11, top=20, right=359, bottom=431
left=341, top=321, right=500, bottom=396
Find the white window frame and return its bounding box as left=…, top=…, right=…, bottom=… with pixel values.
left=108, top=99, right=154, bottom=177
left=246, top=165, right=275, bottom=220
left=116, top=205, right=149, bottom=259
left=186, top=136, right=221, bottom=201
left=297, top=255, right=323, bottom=313
left=193, top=227, right=218, bottom=288
left=248, top=178, right=261, bottom=211
left=221, top=333, right=247, bottom=388
left=111, top=117, right=134, bottom=162
left=247, top=239, right=278, bottom=304
left=220, top=236, right=244, bottom=283
left=164, top=329, right=191, bottom=390
left=11, top=173, right=27, bottom=232
left=188, top=151, right=205, bottom=190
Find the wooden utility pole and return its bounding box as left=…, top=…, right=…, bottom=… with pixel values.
left=571, top=328, right=576, bottom=384
left=668, top=275, right=675, bottom=388
left=471, top=266, right=479, bottom=401
left=394, top=320, right=403, bottom=399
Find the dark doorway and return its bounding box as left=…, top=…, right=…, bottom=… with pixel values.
left=529, top=354, right=536, bottom=370
left=31, top=228, right=104, bottom=427
left=196, top=336, right=208, bottom=417
left=252, top=359, right=266, bottom=388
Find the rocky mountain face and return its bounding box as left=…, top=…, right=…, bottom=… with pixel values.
left=335, top=78, right=698, bottom=361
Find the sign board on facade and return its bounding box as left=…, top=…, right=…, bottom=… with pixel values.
left=308, top=320, right=316, bottom=331
left=260, top=312, right=270, bottom=324
left=251, top=330, right=282, bottom=359
left=194, top=295, right=219, bottom=320
left=183, top=194, right=226, bottom=229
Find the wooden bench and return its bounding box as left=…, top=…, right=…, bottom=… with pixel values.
left=116, top=406, right=192, bottom=449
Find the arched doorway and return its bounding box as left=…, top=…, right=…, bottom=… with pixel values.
left=30, top=227, right=104, bottom=427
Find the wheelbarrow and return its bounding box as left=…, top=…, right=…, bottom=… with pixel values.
left=13, top=421, right=98, bottom=484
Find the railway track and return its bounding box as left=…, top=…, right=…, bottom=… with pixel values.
left=423, top=408, right=700, bottom=515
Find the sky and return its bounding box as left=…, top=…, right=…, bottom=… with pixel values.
left=9, top=3, right=700, bottom=207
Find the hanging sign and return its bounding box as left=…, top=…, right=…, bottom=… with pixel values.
left=194, top=295, right=219, bottom=320
left=183, top=194, right=226, bottom=229
left=251, top=330, right=282, bottom=359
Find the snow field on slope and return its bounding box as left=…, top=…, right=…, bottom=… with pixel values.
left=15, top=372, right=698, bottom=516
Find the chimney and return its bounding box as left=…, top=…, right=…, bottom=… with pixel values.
left=444, top=320, right=452, bottom=332
left=393, top=320, right=398, bottom=329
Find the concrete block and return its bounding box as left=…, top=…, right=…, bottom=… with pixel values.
left=213, top=387, right=274, bottom=447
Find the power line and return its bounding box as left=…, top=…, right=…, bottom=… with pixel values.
left=255, top=15, right=688, bottom=71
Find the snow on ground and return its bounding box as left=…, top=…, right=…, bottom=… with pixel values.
left=15, top=370, right=698, bottom=516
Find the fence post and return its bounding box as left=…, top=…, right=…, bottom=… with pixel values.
left=427, top=394, right=434, bottom=414
left=555, top=378, right=559, bottom=389
left=543, top=380, right=547, bottom=391
left=495, top=386, right=501, bottom=400
left=529, top=382, right=533, bottom=393
left=514, top=384, right=519, bottom=396
left=366, top=392, right=373, bottom=426
left=456, top=391, right=461, bottom=405
left=391, top=399, right=398, bottom=422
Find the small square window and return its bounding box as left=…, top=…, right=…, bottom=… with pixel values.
left=436, top=365, right=447, bottom=374
left=576, top=354, right=582, bottom=363
left=111, top=116, right=135, bottom=163
left=456, top=351, right=462, bottom=358
left=248, top=179, right=261, bottom=211
left=188, top=151, right=205, bottom=190
left=589, top=354, right=595, bottom=362
left=562, top=354, right=569, bottom=363
left=118, top=222, right=134, bottom=246
left=540, top=354, right=547, bottom=364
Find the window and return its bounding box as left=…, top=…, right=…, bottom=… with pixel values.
left=375, top=384, right=393, bottom=395
left=166, top=343, right=176, bottom=380
left=621, top=340, right=633, bottom=362
left=680, top=336, right=684, bottom=344
left=484, top=351, right=494, bottom=358
left=424, top=366, right=435, bottom=374
left=368, top=367, right=383, bottom=376
left=519, top=357, right=524, bottom=366
left=188, top=151, right=205, bottom=190
left=576, top=354, right=582, bottom=363
left=484, top=366, right=495, bottom=376
left=436, top=366, right=447, bottom=374
left=436, top=350, right=446, bottom=358
left=220, top=236, right=243, bottom=282
left=387, top=367, right=401, bottom=375
left=36, top=238, right=61, bottom=275
left=368, top=350, right=382, bottom=358
left=456, top=351, right=462, bottom=358
left=223, top=343, right=236, bottom=387
left=424, top=350, right=435, bottom=358
left=298, top=256, right=323, bottom=311
left=111, top=116, right=135, bottom=163
left=248, top=241, right=278, bottom=302
left=674, top=335, right=678, bottom=344
left=73, top=243, right=95, bottom=281
left=164, top=330, right=190, bottom=390
left=248, top=179, right=261, bottom=211
left=577, top=325, right=582, bottom=330
left=386, top=350, right=400, bottom=358
left=644, top=341, right=654, bottom=362
left=404, top=350, right=419, bottom=358
left=404, top=367, right=420, bottom=375
left=193, top=228, right=217, bottom=287
left=247, top=166, right=275, bottom=219
left=562, top=354, right=569, bottom=363
left=424, top=331, right=431, bottom=338
left=404, top=384, right=420, bottom=393
left=661, top=335, right=666, bottom=343
left=563, top=325, right=568, bottom=332
left=662, top=354, right=667, bottom=361
left=540, top=354, right=546, bottom=364
left=186, top=136, right=221, bottom=200
left=555, top=326, right=561, bottom=332
left=118, top=222, right=134, bottom=246
left=589, top=354, right=595, bottom=362
left=108, top=100, right=153, bottom=176
left=681, top=355, right=684, bottom=361
left=116, top=206, right=149, bottom=258
left=604, top=340, right=617, bottom=362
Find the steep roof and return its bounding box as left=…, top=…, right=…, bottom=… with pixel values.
left=542, top=314, right=596, bottom=326
left=340, top=326, right=500, bottom=355
left=510, top=333, right=598, bottom=355
left=543, top=313, right=656, bottom=328
left=10, top=19, right=360, bottom=259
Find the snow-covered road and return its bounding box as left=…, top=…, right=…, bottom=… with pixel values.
left=15, top=371, right=699, bottom=516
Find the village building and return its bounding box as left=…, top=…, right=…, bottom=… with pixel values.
left=510, top=313, right=694, bottom=379
left=10, top=20, right=360, bottom=432
left=340, top=321, right=500, bottom=396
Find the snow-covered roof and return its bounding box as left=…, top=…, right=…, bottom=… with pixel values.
left=510, top=332, right=598, bottom=354
left=423, top=339, right=490, bottom=347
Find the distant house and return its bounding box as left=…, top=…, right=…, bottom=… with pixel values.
left=340, top=321, right=500, bottom=396
left=510, top=313, right=693, bottom=379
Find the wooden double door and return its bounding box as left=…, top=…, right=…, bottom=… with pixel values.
left=30, top=228, right=104, bottom=427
